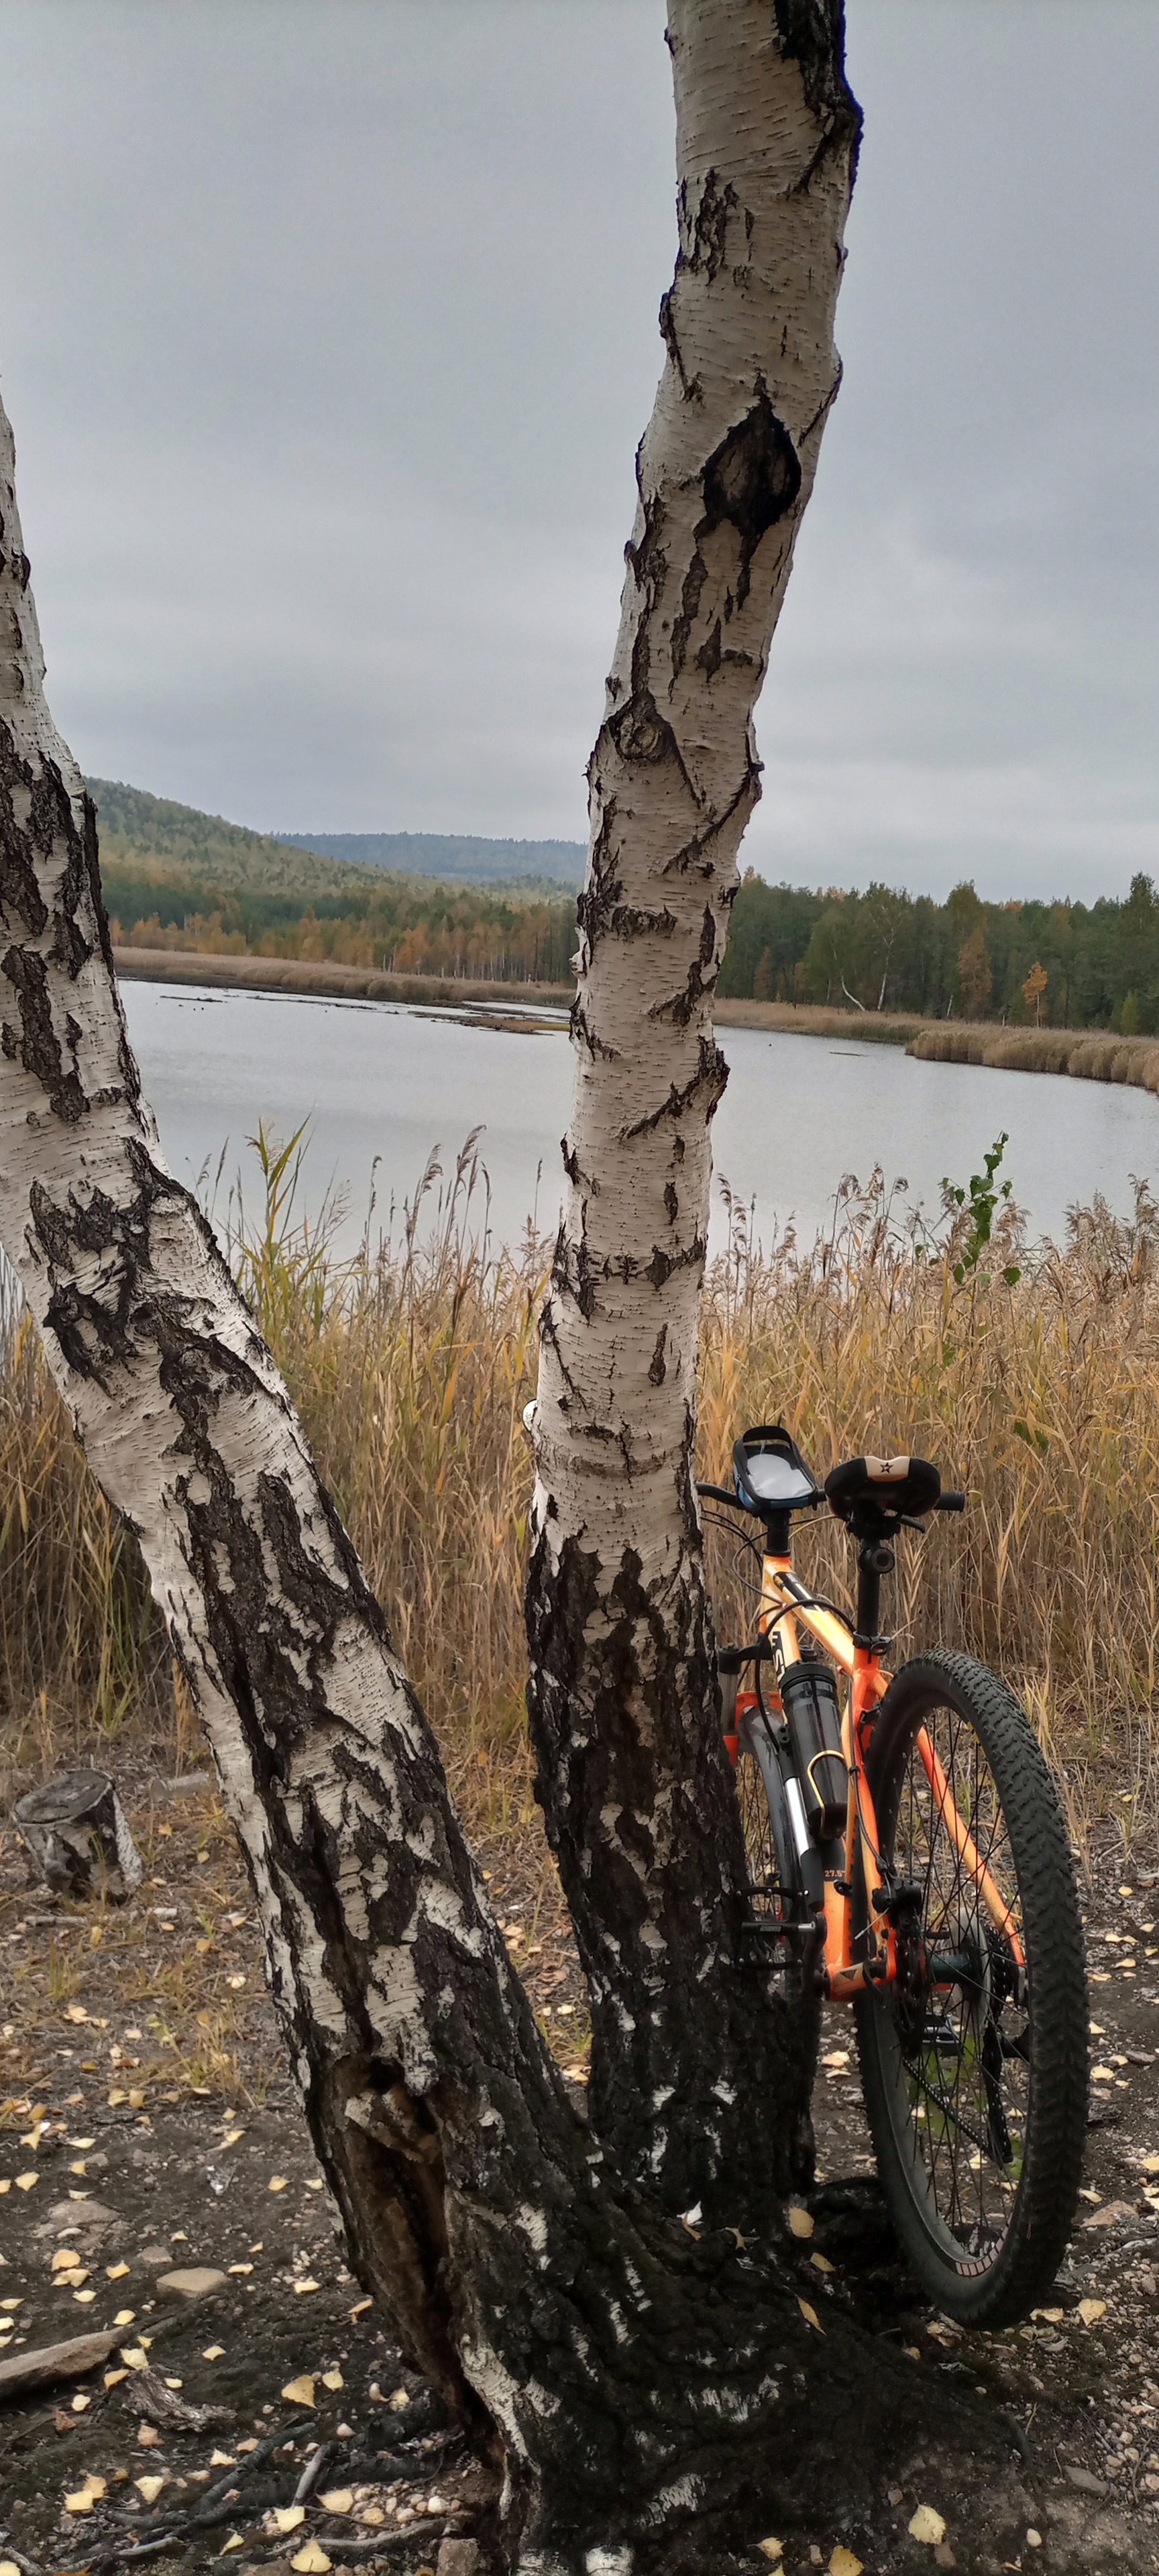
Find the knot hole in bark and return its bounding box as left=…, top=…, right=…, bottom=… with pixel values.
left=701, top=394, right=802, bottom=605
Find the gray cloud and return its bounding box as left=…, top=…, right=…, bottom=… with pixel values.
left=0, top=0, right=1155, bottom=899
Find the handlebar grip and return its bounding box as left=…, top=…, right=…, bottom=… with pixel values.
left=696, top=1481, right=742, bottom=1509
left=935, top=1491, right=966, bottom=1512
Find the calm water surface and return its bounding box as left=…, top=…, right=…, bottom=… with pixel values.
left=120, top=981, right=1159, bottom=1256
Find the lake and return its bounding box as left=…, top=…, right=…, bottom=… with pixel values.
left=119, top=979, right=1159, bottom=1258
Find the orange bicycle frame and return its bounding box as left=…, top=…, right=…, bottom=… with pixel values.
left=732, top=1548, right=1023, bottom=1997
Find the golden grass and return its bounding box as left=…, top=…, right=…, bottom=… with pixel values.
left=1, top=1132, right=1158, bottom=1872
left=908, top=1020, right=1159, bottom=1097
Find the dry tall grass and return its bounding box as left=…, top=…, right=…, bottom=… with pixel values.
left=1, top=1132, right=1157, bottom=1862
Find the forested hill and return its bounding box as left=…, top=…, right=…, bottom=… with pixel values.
left=720, top=870, right=1159, bottom=1033
left=86, top=777, right=577, bottom=984
left=87, top=778, right=386, bottom=902
left=276, top=828, right=586, bottom=890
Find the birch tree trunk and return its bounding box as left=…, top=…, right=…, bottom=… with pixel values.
left=526, top=0, right=860, bottom=2222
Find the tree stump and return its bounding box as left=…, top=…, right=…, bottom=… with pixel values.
left=13, top=1767, right=144, bottom=1896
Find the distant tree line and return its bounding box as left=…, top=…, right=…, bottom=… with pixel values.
left=105, top=867, right=577, bottom=985
left=716, top=870, right=1159, bottom=1031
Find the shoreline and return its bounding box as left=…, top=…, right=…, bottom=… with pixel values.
left=110, top=954, right=1159, bottom=1104
left=111, top=947, right=573, bottom=1012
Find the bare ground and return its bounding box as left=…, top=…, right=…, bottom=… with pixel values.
left=1, top=1759, right=1158, bottom=2576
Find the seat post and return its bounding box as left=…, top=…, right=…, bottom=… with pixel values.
left=855, top=1536, right=893, bottom=1641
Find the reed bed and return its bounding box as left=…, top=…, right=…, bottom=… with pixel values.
left=1, top=1131, right=1157, bottom=1863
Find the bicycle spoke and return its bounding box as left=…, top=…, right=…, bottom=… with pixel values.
left=887, top=1698, right=1029, bottom=2259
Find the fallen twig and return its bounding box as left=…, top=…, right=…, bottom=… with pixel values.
left=321, top=2524, right=453, bottom=2557
left=294, top=2440, right=334, bottom=2505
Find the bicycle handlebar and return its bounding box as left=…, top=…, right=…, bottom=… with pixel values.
left=698, top=1477, right=967, bottom=1518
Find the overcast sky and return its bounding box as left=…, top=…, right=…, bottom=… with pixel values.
left=1, top=0, right=1156, bottom=902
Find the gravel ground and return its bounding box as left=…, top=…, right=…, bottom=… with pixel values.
left=1, top=1767, right=1157, bottom=2575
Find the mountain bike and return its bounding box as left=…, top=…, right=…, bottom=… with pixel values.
left=700, top=1426, right=1089, bottom=2326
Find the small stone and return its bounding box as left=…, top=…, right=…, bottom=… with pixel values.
left=437, top=2546, right=480, bottom=2576
left=1065, top=2466, right=1108, bottom=2496
left=787, top=2206, right=815, bottom=2239
left=157, top=2267, right=227, bottom=2300
left=1026, top=2533, right=1042, bottom=2551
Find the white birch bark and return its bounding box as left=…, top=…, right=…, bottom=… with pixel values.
left=526, top=0, right=860, bottom=2210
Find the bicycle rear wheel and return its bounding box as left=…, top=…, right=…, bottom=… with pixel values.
left=854, top=1650, right=1088, bottom=2325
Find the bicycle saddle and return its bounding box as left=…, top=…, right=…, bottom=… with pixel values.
left=825, top=1452, right=943, bottom=1523
left=730, top=1424, right=825, bottom=1515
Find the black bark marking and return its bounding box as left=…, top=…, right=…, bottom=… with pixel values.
left=679, top=168, right=740, bottom=282
left=663, top=1181, right=678, bottom=1225
left=644, top=1234, right=705, bottom=1291
left=658, top=286, right=700, bottom=402
left=696, top=616, right=722, bottom=679
left=624, top=490, right=668, bottom=699
left=621, top=1035, right=728, bottom=1142
left=649, top=1327, right=668, bottom=1385
left=700, top=391, right=802, bottom=608
left=0, top=718, right=144, bottom=1117
left=525, top=1515, right=820, bottom=2227
left=669, top=549, right=708, bottom=684
left=648, top=908, right=725, bottom=1031
left=773, top=0, right=864, bottom=184
left=660, top=765, right=761, bottom=881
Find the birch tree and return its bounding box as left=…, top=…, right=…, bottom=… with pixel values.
left=0, top=6, right=947, bottom=2567
left=525, top=0, right=860, bottom=2224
